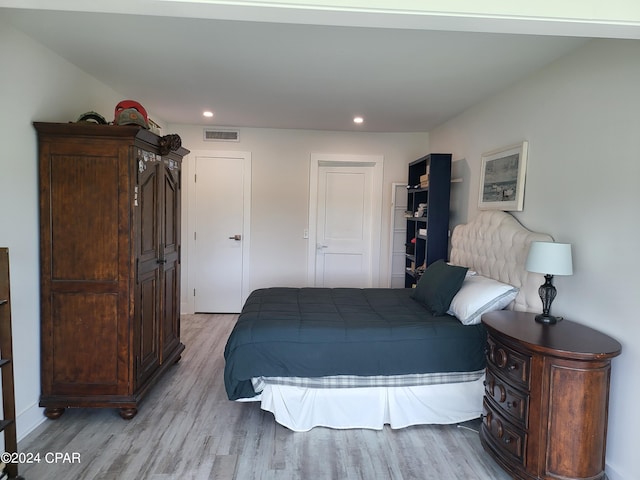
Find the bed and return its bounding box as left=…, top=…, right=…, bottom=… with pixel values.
left=223, top=210, right=552, bottom=431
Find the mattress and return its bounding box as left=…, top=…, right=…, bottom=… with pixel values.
left=224, top=287, right=487, bottom=400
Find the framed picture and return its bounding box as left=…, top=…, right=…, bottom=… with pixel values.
left=478, top=141, right=528, bottom=211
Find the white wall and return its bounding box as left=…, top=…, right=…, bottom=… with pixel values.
left=170, top=125, right=428, bottom=302
left=428, top=38, right=640, bottom=480
left=0, top=21, right=129, bottom=439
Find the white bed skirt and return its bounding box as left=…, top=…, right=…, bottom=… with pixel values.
left=240, top=376, right=485, bottom=432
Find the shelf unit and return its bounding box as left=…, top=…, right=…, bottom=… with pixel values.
left=404, top=153, right=452, bottom=287
left=390, top=183, right=408, bottom=288
left=0, top=248, right=21, bottom=480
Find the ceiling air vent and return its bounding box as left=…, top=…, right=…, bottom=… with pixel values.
left=203, top=128, right=240, bottom=142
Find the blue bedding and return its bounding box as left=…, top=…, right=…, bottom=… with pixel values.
left=223, top=287, right=486, bottom=400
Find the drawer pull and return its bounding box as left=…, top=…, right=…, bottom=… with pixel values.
left=486, top=379, right=495, bottom=395
left=507, top=400, right=518, bottom=409
left=495, top=349, right=507, bottom=368
left=503, top=436, right=513, bottom=444
left=498, top=384, right=506, bottom=402
left=481, top=412, right=492, bottom=425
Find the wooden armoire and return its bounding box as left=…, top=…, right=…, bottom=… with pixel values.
left=35, top=122, right=189, bottom=419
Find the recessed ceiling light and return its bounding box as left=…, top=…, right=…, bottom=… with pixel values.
left=353, top=116, right=364, bottom=124
left=203, top=111, right=214, bottom=118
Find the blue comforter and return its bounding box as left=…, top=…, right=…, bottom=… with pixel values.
left=224, top=287, right=486, bottom=400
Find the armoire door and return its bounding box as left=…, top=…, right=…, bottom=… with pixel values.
left=135, top=151, right=162, bottom=387
left=39, top=136, right=132, bottom=398
left=160, top=158, right=181, bottom=362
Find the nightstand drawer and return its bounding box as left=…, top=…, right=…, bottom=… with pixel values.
left=487, top=336, right=530, bottom=389
left=484, top=369, right=529, bottom=426
left=482, top=398, right=526, bottom=464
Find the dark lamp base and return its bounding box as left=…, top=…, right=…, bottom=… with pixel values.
left=535, top=313, right=563, bottom=324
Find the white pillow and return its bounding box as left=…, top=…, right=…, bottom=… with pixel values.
left=447, top=263, right=476, bottom=277
left=447, top=275, right=519, bottom=325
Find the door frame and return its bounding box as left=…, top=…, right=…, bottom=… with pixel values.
left=307, top=153, right=384, bottom=287
left=184, top=150, right=252, bottom=314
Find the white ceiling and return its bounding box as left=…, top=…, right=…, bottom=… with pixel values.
left=1, top=4, right=625, bottom=132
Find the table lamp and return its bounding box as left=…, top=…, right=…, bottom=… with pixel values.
left=525, top=241, right=573, bottom=324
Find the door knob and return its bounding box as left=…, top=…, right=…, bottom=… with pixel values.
left=317, top=244, right=328, bottom=250
left=228, top=234, right=241, bottom=241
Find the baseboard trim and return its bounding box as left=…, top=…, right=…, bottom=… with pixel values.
left=605, top=463, right=623, bottom=480
left=17, top=401, right=46, bottom=442
left=181, top=300, right=192, bottom=315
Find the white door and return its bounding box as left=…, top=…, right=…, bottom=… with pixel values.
left=309, top=155, right=384, bottom=288
left=192, top=153, right=251, bottom=313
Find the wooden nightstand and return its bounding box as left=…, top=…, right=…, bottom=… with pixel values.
left=481, top=310, right=621, bottom=480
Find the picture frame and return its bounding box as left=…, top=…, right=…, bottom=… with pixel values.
left=478, top=141, right=528, bottom=211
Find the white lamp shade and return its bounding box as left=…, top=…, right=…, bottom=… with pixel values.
left=526, top=242, right=573, bottom=276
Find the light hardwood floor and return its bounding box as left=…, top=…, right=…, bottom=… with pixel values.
left=18, top=314, right=510, bottom=480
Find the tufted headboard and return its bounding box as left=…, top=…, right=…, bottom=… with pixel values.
left=449, top=211, right=553, bottom=313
